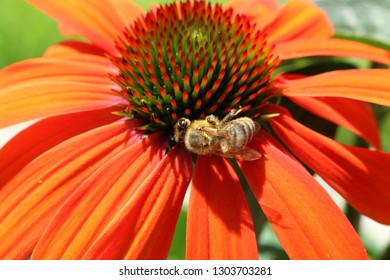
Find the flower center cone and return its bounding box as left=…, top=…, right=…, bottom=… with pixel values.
left=110, top=0, right=280, bottom=133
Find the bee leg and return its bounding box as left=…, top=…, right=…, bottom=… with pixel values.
left=219, top=140, right=229, bottom=153
left=221, top=106, right=243, bottom=124
left=198, top=126, right=218, bottom=134
left=205, top=115, right=219, bottom=125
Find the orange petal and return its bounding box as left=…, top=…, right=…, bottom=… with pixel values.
left=288, top=96, right=380, bottom=149
left=82, top=145, right=192, bottom=259
left=0, top=121, right=144, bottom=259
left=275, top=38, right=390, bottom=65
left=265, top=0, right=333, bottom=43
left=0, top=55, right=116, bottom=87
left=0, top=108, right=120, bottom=186
left=240, top=131, right=368, bottom=259
left=0, top=57, right=120, bottom=128
left=268, top=106, right=390, bottom=224
left=225, top=0, right=279, bottom=27
left=109, top=0, right=146, bottom=28
left=30, top=133, right=170, bottom=259
left=186, top=156, right=258, bottom=260
left=280, top=69, right=390, bottom=107
left=26, top=0, right=145, bottom=55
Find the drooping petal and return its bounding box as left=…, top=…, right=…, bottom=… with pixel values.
left=240, top=131, right=368, bottom=259
left=25, top=0, right=145, bottom=55
left=0, top=121, right=144, bottom=259
left=275, top=38, right=390, bottom=65
left=280, top=69, right=390, bottom=107
left=267, top=106, right=390, bottom=224
left=0, top=108, right=120, bottom=186
left=30, top=132, right=171, bottom=259
left=225, top=0, right=279, bottom=27
left=186, top=156, right=258, bottom=260
left=265, top=0, right=333, bottom=44
left=81, top=145, right=192, bottom=260
left=43, top=41, right=106, bottom=58
left=288, top=96, right=380, bottom=149
left=0, top=57, right=120, bottom=128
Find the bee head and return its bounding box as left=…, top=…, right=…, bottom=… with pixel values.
left=173, top=117, right=190, bottom=144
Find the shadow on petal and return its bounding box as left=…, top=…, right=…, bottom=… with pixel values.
left=186, top=156, right=258, bottom=260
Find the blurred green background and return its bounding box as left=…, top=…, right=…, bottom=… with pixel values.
left=1, top=0, right=389, bottom=259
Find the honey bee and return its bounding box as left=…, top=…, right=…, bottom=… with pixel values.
left=174, top=108, right=263, bottom=161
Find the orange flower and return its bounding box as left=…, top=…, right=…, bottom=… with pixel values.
left=1, top=0, right=390, bottom=259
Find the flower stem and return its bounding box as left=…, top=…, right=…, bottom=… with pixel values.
left=344, top=203, right=361, bottom=233
left=380, top=242, right=390, bottom=260
left=228, top=159, right=267, bottom=242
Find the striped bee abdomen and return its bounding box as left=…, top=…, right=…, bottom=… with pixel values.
left=224, top=117, right=260, bottom=149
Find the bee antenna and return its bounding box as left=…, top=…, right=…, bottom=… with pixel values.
left=166, top=107, right=174, bottom=127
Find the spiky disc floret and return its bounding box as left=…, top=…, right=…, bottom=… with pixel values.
left=110, top=0, right=280, bottom=132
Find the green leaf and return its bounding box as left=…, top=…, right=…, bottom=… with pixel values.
left=315, top=0, right=390, bottom=46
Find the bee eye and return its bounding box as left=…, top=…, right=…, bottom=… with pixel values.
left=178, top=118, right=188, bottom=130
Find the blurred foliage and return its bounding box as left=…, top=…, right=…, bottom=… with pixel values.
left=168, top=210, right=187, bottom=259
left=0, top=0, right=389, bottom=260
left=0, top=0, right=65, bottom=68
left=315, top=0, right=390, bottom=48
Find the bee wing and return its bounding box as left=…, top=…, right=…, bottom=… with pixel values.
left=253, top=121, right=261, bottom=133
left=231, top=148, right=264, bottom=161
left=211, top=147, right=264, bottom=161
